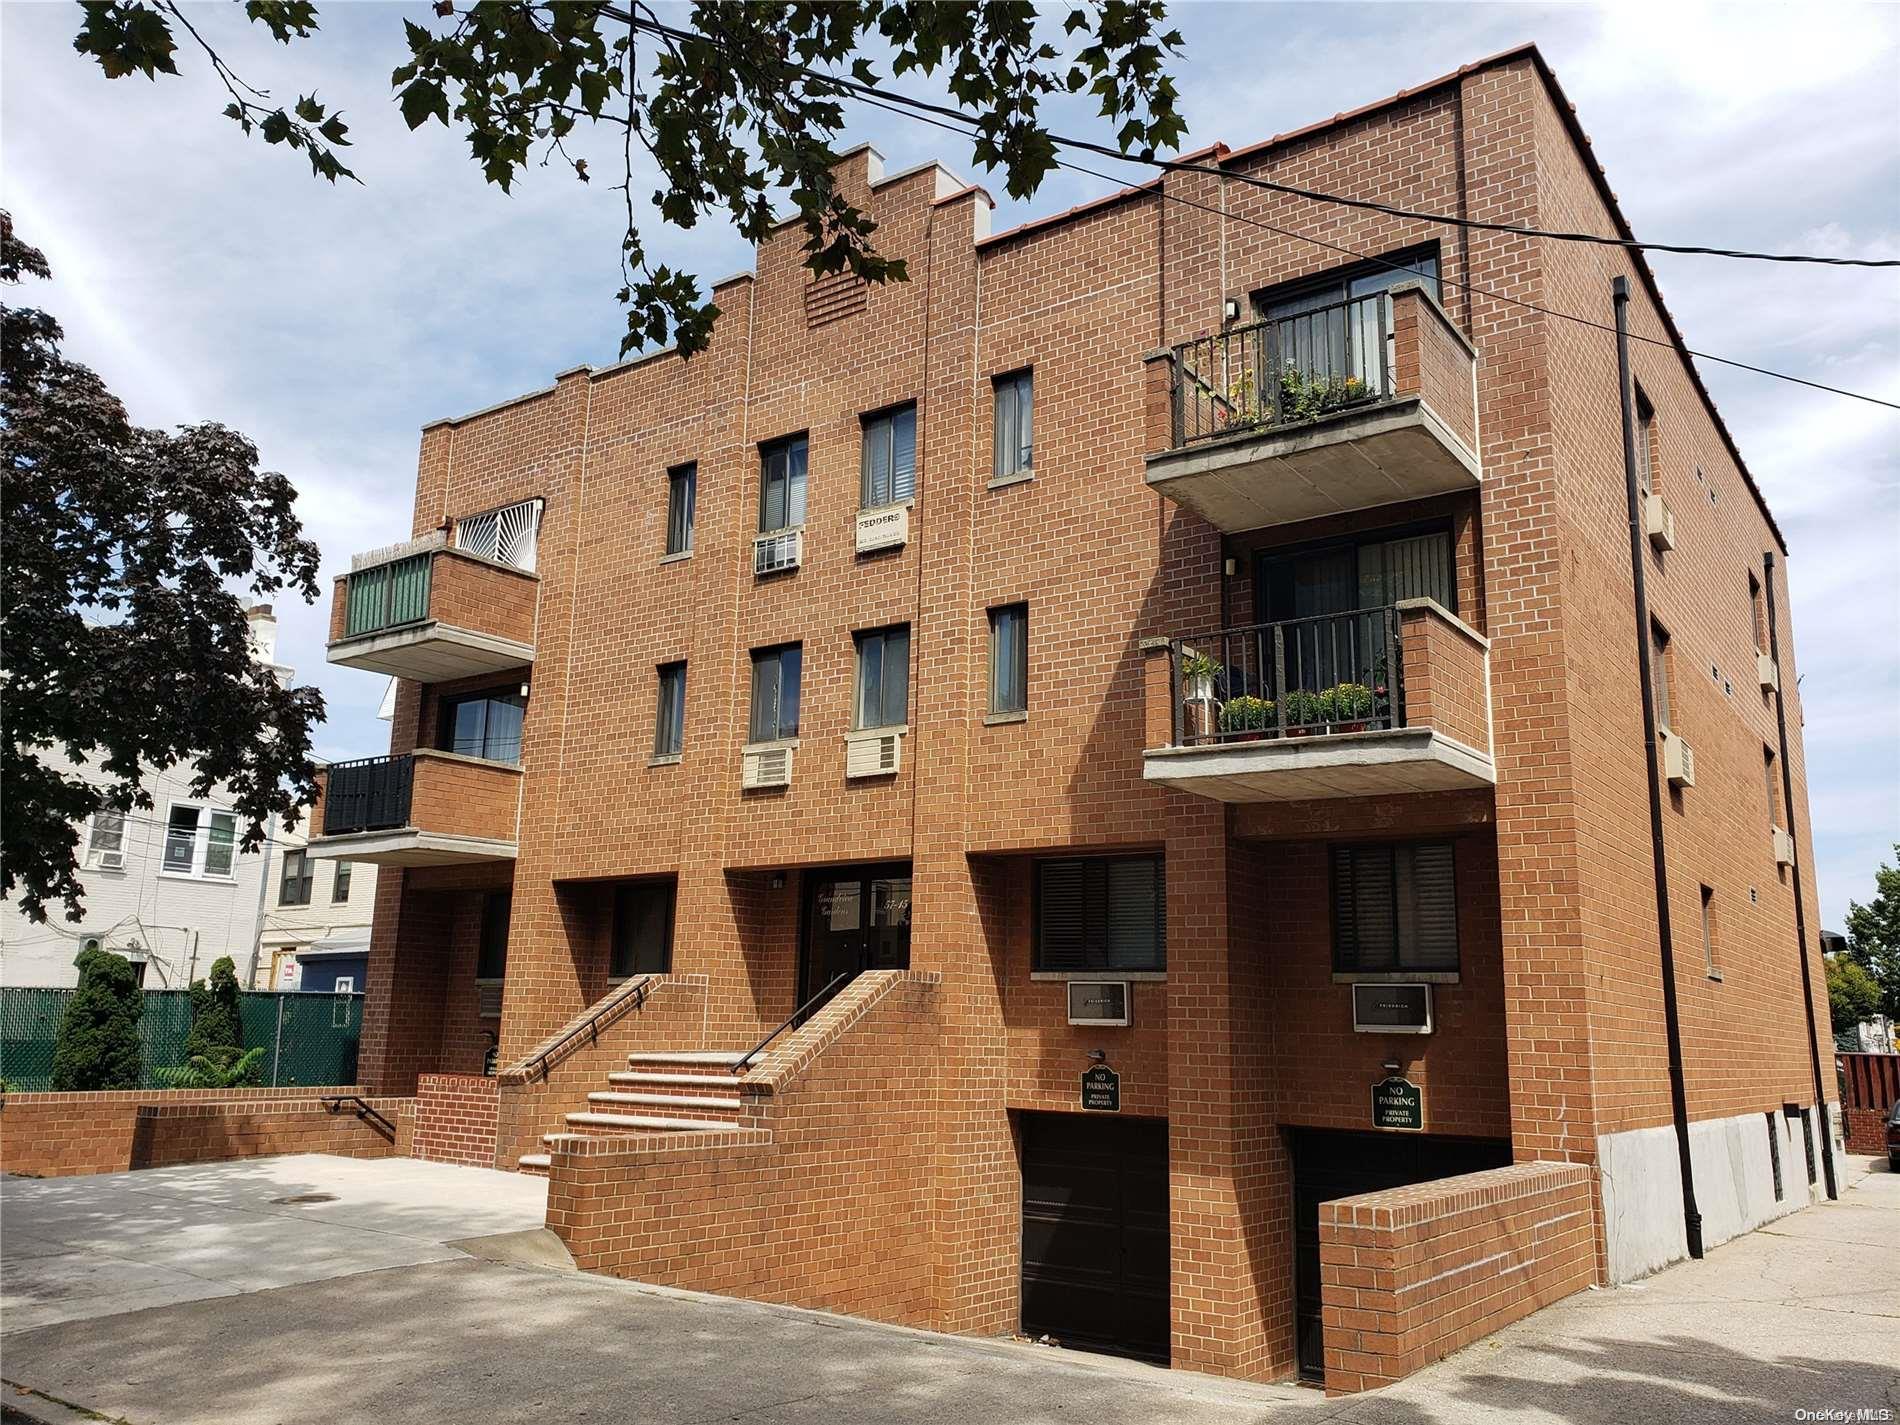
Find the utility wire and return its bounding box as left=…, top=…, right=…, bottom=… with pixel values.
left=614, top=10, right=1900, bottom=271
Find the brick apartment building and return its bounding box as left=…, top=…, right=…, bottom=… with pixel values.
left=307, top=45, right=1840, bottom=1392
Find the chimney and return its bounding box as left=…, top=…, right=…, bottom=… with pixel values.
left=245, top=603, right=279, bottom=668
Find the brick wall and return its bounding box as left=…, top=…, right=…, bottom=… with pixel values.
left=1318, top=1161, right=1597, bottom=1394
left=1399, top=600, right=1491, bottom=753
left=1391, top=285, right=1478, bottom=454
left=0, top=1087, right=411, bottom=1178
left=1840, top=1054, right=1899, bottom=1154
left=412, top=1073, right=501, bottom=1167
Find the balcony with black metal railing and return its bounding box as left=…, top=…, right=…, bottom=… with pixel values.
left=1141, top=600, right=1495, bottom=802
left=1143, top=283, right=1480, bottom=532
left=327, top=500, right=541, bottom=683
left=305, top=750, right=521, bottom=866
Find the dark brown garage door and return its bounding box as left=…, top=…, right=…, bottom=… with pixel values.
left=1019, top=1112, right=1169, bottom=1363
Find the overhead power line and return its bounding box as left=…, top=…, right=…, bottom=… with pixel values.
left=615, top=10, right=1900, bottom=271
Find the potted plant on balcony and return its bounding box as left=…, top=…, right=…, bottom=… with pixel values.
left=1180, top=651, right=1222, bottom=743
left=1327, top=682, right=1377, bottom=733
left=1280, top=687, right=1322, bottom=736
left=1219, top=695, right=1273, bottom=742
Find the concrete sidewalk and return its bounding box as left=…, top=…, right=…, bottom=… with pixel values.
left=3, top=1154, right=1895, bottom=1424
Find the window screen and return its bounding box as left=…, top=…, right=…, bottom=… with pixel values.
left=854, top=625, right=910, bottom=729
left=1034, top=855, right=1165, bottom=972
left=861, top=405, right=917, bottom=508
left=989, top=604, right=1027, bottom=714
left=993, top=370, right=1033, bottom=478
left=1332, top=842, right=1459, bottom=973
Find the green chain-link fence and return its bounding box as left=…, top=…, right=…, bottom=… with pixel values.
left=0, top=988, right=362, bottom=1092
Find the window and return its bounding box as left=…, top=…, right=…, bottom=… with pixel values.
left=279, top=849, right=314, bottom=907
left=1749, top=572, right=1766, bottom=652
left=1763, top=747, right=1780, bottom=827
left=332, top=860, right=354, bottom=904
left=1649, top=620, right=1672, bottom=728
left=992, top=369, right=1033, bottom=479
left=665, top=463, right=696, bottom=556
left=161, top=804, right=238, bottom=879
left=86, top=811, right=126, bottom=868
left=1633, top=385, right=1656, bottom=495
left=748, top=644, right=803, bottom=743
left=1700, top=885, right=1718, bottom=976
left=988, top=604, right=1027, bottom=715
left=654, top=662, right=687, bottom=758
left=477, top=891, right=511, bottom=980
left=861, top=404, right=917, bottom=509
left=1331, top=842, right=1459, bottom=974
left=854, top=625, right=910, bottom=730
left=1258, top=526, right=1455, bottom=619
left=759, top=435, right=808, bottom=533
left=1254, top=247, right=1441, bottom=397
left=439, top=688, right=526, bottom=763
left=333, top=976, right=356, bottom=995
left=611, top=880, right=675, bottom=978
left=1034, top=855, right=1165, bottom=972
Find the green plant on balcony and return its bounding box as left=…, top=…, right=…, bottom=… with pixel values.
left=1278, top=366, right=1371, bottom=424
left=1217, top=368, right=1264, bottom=431
left=1218, top=695, right=1274, bottom=739
left=1180, top=651, right=1222, bottom=699
left=1279, top=687, right=1324, bottom=732
left=1325, top=682, right=1378, bottom=730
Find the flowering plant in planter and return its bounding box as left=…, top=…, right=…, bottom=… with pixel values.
left=1218, top=695, right=1274, bottom=739
left=1278, top=366, right=1373, bottom=424
left=1179, top=652, right=1222, bottom=741
left=1279, top=687, right=1323, bottom=733
left=1326, top=682, right=1377, bottom=730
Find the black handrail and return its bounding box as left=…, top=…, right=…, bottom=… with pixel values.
left=320, top=1093, right=396, bottom=1140
left=732, top=972, right=849, bottom=1074
left=1169, top=605, right=1405, bottom=745
left=520, top=975, right=655, bottom=1082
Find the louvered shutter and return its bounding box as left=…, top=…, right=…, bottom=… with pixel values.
left=1400, top=843, right=1459, bottom=971
left=1036, top=856, right=1164, bottom=972
left=1037, top=860, right=1088, bottom=971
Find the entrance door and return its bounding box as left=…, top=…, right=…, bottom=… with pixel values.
left=1020, top=1112, right=1170, bottom=1364
left=798, top=863, right=912, bottom=1016
left=1289, top=1128, right=1510, bottom=1380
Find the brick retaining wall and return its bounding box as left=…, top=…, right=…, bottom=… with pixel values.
left=413, top=1073, right=502, bottom=1167
left=1318, top=1161, right=1598, bottom=1395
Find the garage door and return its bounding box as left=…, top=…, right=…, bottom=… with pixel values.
left=1020, top=1112, right=1169, bottom=1363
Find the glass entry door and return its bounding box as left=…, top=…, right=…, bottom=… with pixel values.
left=799, top=863, right=912, bottom=1019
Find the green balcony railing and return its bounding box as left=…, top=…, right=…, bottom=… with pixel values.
left=344, top=552, right=433, bottom=638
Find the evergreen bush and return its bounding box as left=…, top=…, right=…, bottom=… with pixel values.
left=49, top=948, right=143, bottom=1091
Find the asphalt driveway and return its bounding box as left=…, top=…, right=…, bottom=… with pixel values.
left=3, top=1153, right=1895, bottom=1425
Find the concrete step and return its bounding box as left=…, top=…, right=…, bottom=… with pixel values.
left=625, top=1051, right=748, bottom=1068
left=608, top=1070, right=746, bottom=1089
left=560, top=1111, right=726, bottom=1134
left=585, top=1102, right=741, bottom=1124
left=517, top=1153, right=550, bottom=1176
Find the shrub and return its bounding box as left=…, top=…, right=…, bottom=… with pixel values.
left=50, top=948, right=143, bottom=1091
left=184, top=956, right=244, bottom=1061
left=156, top=1046, right=266, bottom=1090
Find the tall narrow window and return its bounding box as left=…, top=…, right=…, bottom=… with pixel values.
left=611, top=880, right=675, bottom=978
left=854, top=625, right=910, bottom=730
left=861, top=404, right=917, bottom=509
left=440, top=689, right=527, bottom=763
left=1332, top=842, right=1460, bottom=973
left=1035, top=855, right=1165, bottom=972
left=1649, top=620, right=1672, bottom=728
left=279, top=849, right=313, bottom=907
left=665, top=463, right=696, bottom=556
left=988, top=604, right=1027, bottom=715
left=992, top=369, right=1033, bottom=479
left=1700, top=885, right=1718, bottom=976
left=1633, top=385, right=1656, bottom=495
left=654, top=662, right=687, bottom=758
left=1749, top=572, right=1766, bottom=651
left=759, top=435, right=808, bottom=533
left=162, top=805, right=200, bottom=873
left=1763, top=746, right=1780, bottom=827
left=86, top=811, right=126, bottom=868
left=332, top=860, right=354, bottom=904
left=477, top=891, right=511, bottom=980
left=749, top=644, right=803, bottom=743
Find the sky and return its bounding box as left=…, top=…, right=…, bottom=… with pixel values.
left=3, top=1, right=1896, bottom=929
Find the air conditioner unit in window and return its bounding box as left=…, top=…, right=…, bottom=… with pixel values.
left=1643, top=493, right=1677, bottom=552
left=1757, top=651, right=1780, bottom=693
left=844, top=730, right=903, bottom=779
left=1660, top=725, right=1696, bottom=788
left=1352, top=983, right=1433, bottom=1035
left=854, top=504, right=909, bottom=554
left=1772, top=826, right=1795, bottom=867
left=476, top=979, right=503, bottom=1019
left=95, top=849, right=125, bottom=871
left=753, top=528, right=803, bottom=577
left=742, top=745, right=794, bottom=789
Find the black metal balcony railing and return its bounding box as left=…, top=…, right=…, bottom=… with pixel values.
left=344, top=552, right=433, bottom=638
left=1170, top=293, right=1392, bottom=448
left=322, top=754, right=414, bottom=835
left=1169, top=606, right=1404, bottom=746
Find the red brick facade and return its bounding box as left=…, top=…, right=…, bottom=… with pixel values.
left=326, top=45, right=1837, bottom=1392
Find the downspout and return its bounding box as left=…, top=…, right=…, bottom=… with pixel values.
left=1763, top=550, right=1839, bottom=1199
left=1613, top=276, right=1703, bottom=1259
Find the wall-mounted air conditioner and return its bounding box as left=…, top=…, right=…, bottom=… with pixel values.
left=1772, top=826, right=1795, bottom=867
left=1660, top=725, right=1696, bottom=788
left=1352, top=983, right=1433, bottom=1035
left=476, top=978, right=504, bottom=1019
left=1067, top=980, right=1131, bottom=1028
left=855, top=504, right=909, bottom=554
left=1643, top=493, right=1677, bottom=552
left=753, top=528, right=803, bottom=577
left=1757, top=651, right=1780, bottom=693
left=844, top=729, right=903, bottom=779
left=742, top=745, right=794, bottom=790
left=95, top=849, right=125, bottom=871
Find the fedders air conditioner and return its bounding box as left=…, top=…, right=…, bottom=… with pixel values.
left=1660, top=725, right=1695, bottom=788
left=1757, top=651, right=1780, bottom=692
left=742, top=745, right=793, bottom=789
left=1772, top=826, right=1795, bottom=867
left=845, top=730, right=902, bottom=779
left=1643, top=493, right=1677, bottom=552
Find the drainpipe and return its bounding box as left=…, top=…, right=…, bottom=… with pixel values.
left=1613, top=276, right=1703, bottom=1259
left=1763, top=551, right=1839, bottom=1200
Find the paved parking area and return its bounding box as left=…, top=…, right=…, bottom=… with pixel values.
left=2, top=1153, right=1895, bottom=1425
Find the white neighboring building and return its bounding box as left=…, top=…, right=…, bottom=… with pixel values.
left=0, top=606, right=373, bottom=990
left=255, top=820, right=375, bottom=992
